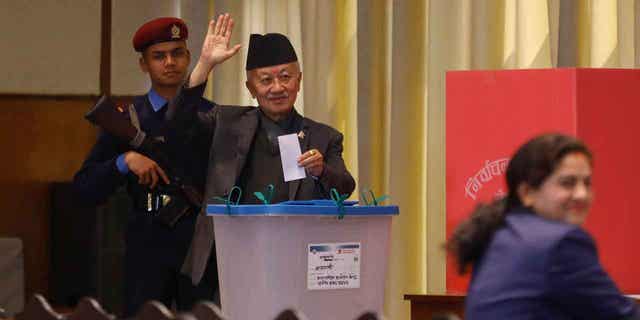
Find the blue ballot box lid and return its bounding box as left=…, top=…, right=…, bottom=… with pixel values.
left=206, top=200, right=399, bottom=216
left=278, top=199, right=358, bottom=206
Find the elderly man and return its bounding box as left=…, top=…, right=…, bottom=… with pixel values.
left=74, top=17, right=218, bottom=316
left=179, top=14, right=356, bottom=286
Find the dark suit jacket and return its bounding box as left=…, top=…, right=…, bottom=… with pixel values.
left=465, top=208, right=640, bottom=320
left=180, top=103, right=356, bottom=284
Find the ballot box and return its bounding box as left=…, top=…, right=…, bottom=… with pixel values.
left=446, top=68, right=640, bottom=293
left=207, top=200, right=399, bottom=320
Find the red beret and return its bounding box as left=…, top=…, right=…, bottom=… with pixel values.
left=133, top=17, right=189, bottom=52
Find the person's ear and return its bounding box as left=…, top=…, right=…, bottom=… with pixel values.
left=139, top=55, right=149, bottom=73
left=517, top=183, right=535, bottom=207
left=245, top=80, right=257, bottom=98
left=296, top=72, right=302, bottom=91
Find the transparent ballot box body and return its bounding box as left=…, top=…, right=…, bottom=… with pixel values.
left=207, top=200, right=399, bottom=320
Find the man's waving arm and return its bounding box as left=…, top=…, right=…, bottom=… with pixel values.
left=189, top=13, right=241, bottom=88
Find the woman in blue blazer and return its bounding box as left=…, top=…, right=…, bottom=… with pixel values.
left=448, top=134, right=640, bottom=319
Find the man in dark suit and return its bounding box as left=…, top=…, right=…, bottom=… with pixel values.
left=74, top=17, right=218, bottom=316
left=179, top=14, right=356, bottom=285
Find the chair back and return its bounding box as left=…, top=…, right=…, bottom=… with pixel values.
left=66, top=297, right=114, bottom=320
left=15, top=294, right=62, bottom=320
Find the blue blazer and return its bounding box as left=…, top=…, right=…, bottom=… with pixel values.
left=465, top=208, right=640, bottom=320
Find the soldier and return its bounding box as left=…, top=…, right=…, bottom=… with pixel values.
left=74, top=17, right=218, bottom=316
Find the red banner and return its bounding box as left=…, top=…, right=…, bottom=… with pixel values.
left=446, top=68, right=640, bottom=293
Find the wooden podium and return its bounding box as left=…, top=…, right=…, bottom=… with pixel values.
left=404, top=294, right=464, bottom=319
left=445, top=68, right=640, bottom=294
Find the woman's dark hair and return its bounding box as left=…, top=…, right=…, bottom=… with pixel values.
left=446, top=133, right=592, bottom=274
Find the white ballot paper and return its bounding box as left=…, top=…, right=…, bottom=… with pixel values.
left=308, top=242, right=361, bottom=290
left=278, top=133, right=307, bottom=182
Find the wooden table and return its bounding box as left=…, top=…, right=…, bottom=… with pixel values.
left=405, top=294, right=640, bottom=320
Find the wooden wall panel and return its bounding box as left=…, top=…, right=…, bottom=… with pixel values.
left=0, top=95, right=98, bottom=298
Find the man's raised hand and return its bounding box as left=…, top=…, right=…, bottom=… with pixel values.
left=189, top=13, right=241, bottom=87
left=199, top=13, right=241, bottom=67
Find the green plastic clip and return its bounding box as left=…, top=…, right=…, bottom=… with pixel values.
left=254, top=184, right=275, bottom=205
left=212, top=186, right=242, bottom=214
left=360, top=188, right=390, bottom=206
left=330, top=188, right=349, bottom=219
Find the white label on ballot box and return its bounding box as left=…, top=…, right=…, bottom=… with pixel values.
left=307, top=242, right=361, bottom=290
